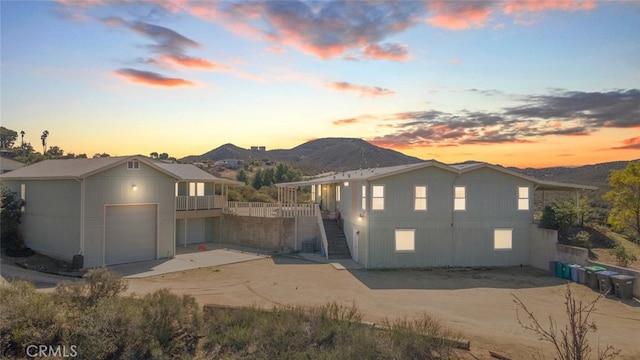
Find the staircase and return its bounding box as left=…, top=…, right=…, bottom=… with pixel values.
left=322, top=218, right=351, bottom=259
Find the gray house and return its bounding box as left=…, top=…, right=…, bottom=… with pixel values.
left=277, top=161, right=597, bottom=269
left=0, top=155, right=242, bottom=267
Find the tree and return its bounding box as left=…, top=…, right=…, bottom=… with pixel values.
left=603, top=161, right=640, bottom=242
left=93, top=152, right=110, bottom=158
left=40, top=130, right=49, bottom=154
left=236, top=169, right=248, bottom=185
left=513, top=284, right=619, bottom=360
left=0, top=126, right=18, bottom=149
left=150, top=152, right=159, bottom=159
left=45, top=146, right=64, bottom=158
left=0, top=187, right=25, bottom=251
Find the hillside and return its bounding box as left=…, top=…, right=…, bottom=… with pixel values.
left=181, top=138, right=423, bottom=174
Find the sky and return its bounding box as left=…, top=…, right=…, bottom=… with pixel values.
left=1, top=0, right=639, bottom=168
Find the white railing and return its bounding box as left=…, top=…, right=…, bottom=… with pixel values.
left=176, top=195, right=225, bottom=211
left=316, top=204, right=329, bottom=259
left=224, top=201, right=317, bottom=218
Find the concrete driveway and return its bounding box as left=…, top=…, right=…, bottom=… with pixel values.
left=109, top=245, right=269, bottom=278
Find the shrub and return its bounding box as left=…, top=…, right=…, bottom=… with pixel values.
left=140, top=289, right=202, bottom=359
left=0, top=187, right=25, bottom=250
left=382, top=315, right=462, bottom=360
left=570, top=231, right=591, bottom=249
left=55, top=267, right=127, bottom=307
left=0, top=281, right=70, bottom=358
left=609, top=245, right=638, bottom=268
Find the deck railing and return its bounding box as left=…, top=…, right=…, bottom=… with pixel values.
left=176, top=195, right=225, bottom=211
left=224, top=201, right=316, bottom=218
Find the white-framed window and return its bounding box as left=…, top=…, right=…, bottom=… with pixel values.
left=494, top=229, right=513, bottom=250
left=361, top=185, right=367, bottom=210
left=343, top=181, right=349, bottom=187
left=414, top=185, right=427, bottom=211
left=372, top=185, right=384, bottom=210
left=518, top=186, right=529, bottom=210
left=311, top=185, right=316, bottom=201
left=127, top=160, right=140, bottom=170
left=454, top=186, right=466, bottom=211
left=20, top=183, right=26, bottom=212
left=189, top=182, right=196, bottom=196
left=336, top=185, right=341, bottom=202
left=395, top=229, right=415, bottom=252
left=196, top=182, right=205, bottom=196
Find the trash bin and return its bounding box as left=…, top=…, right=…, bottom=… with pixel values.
left=71, top=254, right=84, bottom=270
left=569, top=264, right=581, bottom=282
left=611, top=275, right=635, bottom=300
left=584, top=266, right=607, bottom=290
left=577, top=267, right=586, bottom=284
left=555, top=262, right=564, bottom=278
left=595, top=271, right=619, bottom=294
left=549, top=261, right=557, bottom=275
left=302, top=240, right=314, bottom=253
left=561, top=263, right=572, bottom=279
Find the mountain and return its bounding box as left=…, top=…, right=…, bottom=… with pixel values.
left=181, top=138, right=423, bottom=174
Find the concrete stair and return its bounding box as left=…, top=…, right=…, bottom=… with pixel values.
left=322, top=218, right=351, bottom=259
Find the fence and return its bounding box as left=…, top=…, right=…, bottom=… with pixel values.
left=176, top=195, right=225, bottom=211
left=224, top=201, right=316, bottom=218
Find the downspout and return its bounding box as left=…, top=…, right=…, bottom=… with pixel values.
left=451, top=172, right=460, bottom=266
left=78, top=178, right=85, bottom=256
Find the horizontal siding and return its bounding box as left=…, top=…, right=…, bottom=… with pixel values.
left=3, top=180, right=80, bottom=261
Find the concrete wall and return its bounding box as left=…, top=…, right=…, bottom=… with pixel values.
left=587, top=260, right=640, bottom=298
left=220, top=215, right=320, bottom=252
left=529, top=225, right=589, bottom=270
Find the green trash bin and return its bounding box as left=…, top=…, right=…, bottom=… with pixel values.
left=555, top=262, right=564, bottom=278
left=562, top=263, right=572, bottom=280
left=584, top=266, right=607, bottom=290
left=611, top=275, right=635, bottom=300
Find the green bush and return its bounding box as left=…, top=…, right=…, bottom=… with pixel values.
left=570, top=230, right=592, bottom=249
left=610, top=245, right=638, bottom=268
left=55, top=267, right=128, bottom=307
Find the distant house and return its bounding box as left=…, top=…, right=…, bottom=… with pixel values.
left=277, top=161, right=597, bottom=269
left=250, top=146, right=266, bottom=152
left=222, top=159, right=241, bottom=169
left=0, top=156, right=25, bottom=174
left=0, top=155, right=242, bottom=267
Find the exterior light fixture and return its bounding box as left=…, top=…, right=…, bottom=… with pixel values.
left=132, top=184, right=138, bottom=191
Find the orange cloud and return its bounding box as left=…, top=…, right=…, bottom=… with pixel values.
left=161, top=55, right=232, bottom=70
left=115, top=68, right=193, bottom=87
left=503, top=0, right=596, bottom=14
left=332, top=118, right=359, bottom=126
left=363, top=43, right=410, bottom=61
left=329, top=81, right=395, bottom=97
left=611, top=137, right=640, bottom=150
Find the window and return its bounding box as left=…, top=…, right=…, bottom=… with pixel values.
left=494, top=229, right=513, bottom=250
left=518, top=186, right=529, bottom=210
left=414, top=185, right=427, bottom=211
left=311, top=185, right=316, bottom=201
left=336, top=185, right=341, bottom=202
left=127, top=160, right=140, bottom=170
left=196, top=182, right=205, bottom=196
left=454, top=186, right=466, bottom=211
left=372, top=185, right=384, bottom=210
left=361, top=185, right=367, bottom=210
left=189, top=182, right=196, bottom=196
left=395, top=229, right=415, bottom=252
left=20, top=184, right=26, bottom=212
left=175, top=183, right=179, bottom=196
left=343, top=181, right=349, bottom=187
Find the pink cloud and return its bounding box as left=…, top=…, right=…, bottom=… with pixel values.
left=427, top=1, right=494, bottom=30
left=161, top=55, right=232, bottom=70
left=611, top=137, right=640, bottom=150
left=114, top=68, right=193, bottom=87
left=329, top=81, right=395, bottom=97
left=502, top=0, right=596, bottom=14
left=363, top=43, right=410, bottom=61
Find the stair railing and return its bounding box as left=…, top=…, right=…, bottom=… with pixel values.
left=316, top=204, right=329, bottom=259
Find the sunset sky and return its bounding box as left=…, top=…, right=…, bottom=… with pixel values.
left=2, top=0, right=639, bottom=167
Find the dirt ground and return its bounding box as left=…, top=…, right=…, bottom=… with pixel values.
left=125, top=256, right=640, bottom=360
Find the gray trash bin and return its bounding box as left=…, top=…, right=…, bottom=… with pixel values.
left=596, top=271, right=618, bottom=295
left=611, top=275, right=635, bottom=300
left=577, top=267, right=586, bottom=284
left=302, top=240, right=314, bottom=253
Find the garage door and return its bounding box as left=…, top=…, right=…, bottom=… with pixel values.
left=105, top=204, right=157, bottom=265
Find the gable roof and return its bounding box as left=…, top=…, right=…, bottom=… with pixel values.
left=276, top=161, right=598, bottom=191
left=0, top=157, right=26, bottom=173
left=0, top=155, right=242, bottom=185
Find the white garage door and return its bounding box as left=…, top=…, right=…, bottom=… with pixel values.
left=105, top=204, right=157, bottom=265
